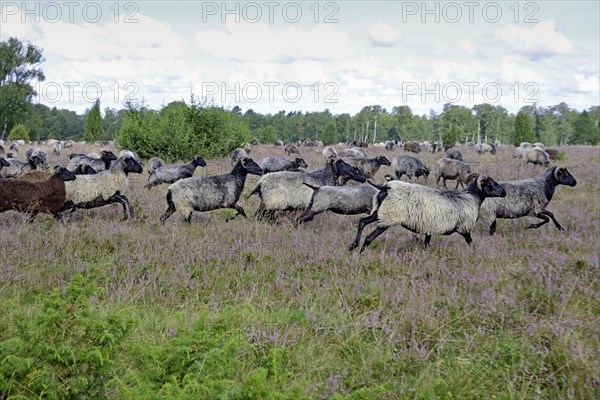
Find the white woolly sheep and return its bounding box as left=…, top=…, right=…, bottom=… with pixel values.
left=522, top=147, right=550, bottom=166
left=349, top=174, right=507, bottom=252
left=160, top=157, right=263, bottom=223
left=475, top=143, right=496, bottom=155
left=478, top=165, right=576, bottom=235
left=145, top=155, right=207, bottom=189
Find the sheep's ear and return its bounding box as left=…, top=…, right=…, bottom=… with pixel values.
left=554, top=166, right=563, bottom=180
left=476, top=174, right=486, bottom=191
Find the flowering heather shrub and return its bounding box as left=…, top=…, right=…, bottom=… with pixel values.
left=0, top=144, right=598, bottom=398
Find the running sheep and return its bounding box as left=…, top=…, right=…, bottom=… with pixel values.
left=349, top=174, right=507, bottom=252
left=145, top=155, right=207, bottom=189
left=435, top=158, right=472, bottom=189
left=0, top=166, right=76, bottom=221
left=0, top=154, right=44, bottom=178
left=391, top=155, right=429, bottom=181
left=478, top=165, right=576, bottom=235
left=147, top=157, right=166, bottom=175
left=67, top=150, right=117, bottom=173
left=160, top=157, right=262, bottom=223
left=59, top=156, right=143, bottom=221
left=342, top=155, right=391, bottom=180
left=322, top=146, right=338, bottom=162
left=260, top=157, right=308, bottom=173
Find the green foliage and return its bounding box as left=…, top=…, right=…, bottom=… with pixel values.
left=443, top=124, right=459, bottom=147
left=118, top=100, right=250, bottom=161
left=514, top=110, right=536, bottom=146
left=569, top=110, right=597, bottom=145
left=321, top=121, right=337, bottom=145
left=0, top=274, right=131, bottom=399
left=84, top=99, right=105, bottom=142
left=259, top=125, right=277, bottom=144
left=7, top=123, right=29, bottom=140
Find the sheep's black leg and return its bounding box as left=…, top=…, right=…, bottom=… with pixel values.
left=349, top=212, right=379, bottom=251
left=423, top=235, right=432, bottom=247
left=460, top=232, right=473, bottom=244
left=226, top=205, right=247, bottom=221
left=184, top=212, right=192, bottom=223
left=528, top=213, right=550, bottom=229
left=160, top=199, right=176, bottom=224
left=298, top=210, right=316, bottom=225
left=489, top=220, right=497, bottom=235
left=541, top=210, right=564, bottom=231
left=109, top=194, right=130, bottom=221
left=454, top=181, right=460, bottom=190
left=359, top=226, right=388, bottom=253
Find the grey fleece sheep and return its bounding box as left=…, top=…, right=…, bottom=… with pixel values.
left=284, top=144, right=300, bottom=155
left=53, top=142, right=62, bottom=156
left=147, top=157, right=166, bottom=175
left=67, top=150, right=117, bottom=173
left=478, top=165, right=577, bottom=235
left=522, top=147, right=550, bottom=166
left=298, top=183, right=379, bottom=224
left=339, top=147, right=368, bottom=158
left=25, top=148, right=48, bottom=167
left=160, top=157, right=262, bottom=223
left=349, top=174, right=507, bottom=252
left=475, top=143, right=496, bottom=155
left=0, top=157, right=10, bottom=172
left=322, top=146, right=338, bottom=162
left=249, top=158, right=367, bottom=221
left=59, top=156, right=144, bottom=220
left=445, top=148, right=463, bottom=161
left=145, top=155, right=207, bottom=189
left=260, top=157, right=308, bottom=173
left=342, top=155, right=391, bottom=180
left=435, top=158, right=472, bottom=189
left=0, top=156, right=43, bottom=178
left=391, top=155, right=430, bottom=181
left=231, top=148, right=249, bottom=167
left=403, top=141, right=421, bottom=153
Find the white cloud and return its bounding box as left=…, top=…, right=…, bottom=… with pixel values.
left=368, top=20, right=402, bottom=47
left=497, top=20, right=574, bottom=59
left=460, top=40, right=475, bottom=55
left=499, top=56, right=545, bottom=84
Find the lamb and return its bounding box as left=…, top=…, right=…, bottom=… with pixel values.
left=145, top=155, right=207, bottom=189
left=339, top=147, right=368, bottom=158
left=67, top=150, right=117, bottom=173
left=475, top=143, right=496, bottom=155
left=249, top=158, right=367, bottom=221
left=342, top=155, right=391, bottom=180
left=147, top=157, right=166, bottom=175
left=0, top=156, right=43, bottom=179
left=445, top=148, right=463, bottom=161
left=434, top=158, right=472, bottom=189
left=349, top=174, right=507, bottom=252
left=522, top=147, right=550, bottom=166
left=298, top=183, right=379, bottom=224
left=260, top=157, right=308, bottom=173
left=322, top=146, right=338, bottom=162
left=284, top=144, right=300, bottom=155
left=0, top=166, right=76, bottom=221
left=59, top=156, right=143, bottom=221
left=231, top=148, right=249, bottom=167
left=390, top=155, right=430, bottom=181
left=403, top=141, right=421, bottom=153
left=160, top=157, right=263, bottom=223
left=478, top=165, right=577, bottom=235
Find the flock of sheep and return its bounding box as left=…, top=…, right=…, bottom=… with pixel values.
left=0, top=138, right=576, bottom=253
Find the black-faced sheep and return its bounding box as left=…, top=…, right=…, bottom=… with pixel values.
left=391, top=155, right=429, bottom=181
left=0, top=157, right=9, bottom=171
left=160, top=157, right=262, bottom=223
left=478, top=165, right=576, bottom=235
left=0, top=156, right=43, bottom=179
left=349, top=174, right=506, bottom=252
left=25, top=148, right=48, bottom=167
left=260, top=157, right=308, bottom=174
left=0, top=166, right=76, bottom=220
left=145, top=155, right=207, bottom=189
left=59, top=156, right=143, bottom=221
left=342, top=156, right=391, bottom=180
left=67, top=150, right=117, bottom=173
left=434, top=158, right=472, bottom=189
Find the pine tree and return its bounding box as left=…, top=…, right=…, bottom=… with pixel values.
left=513, top=111, right=535, bottom=146
left=84, top=99, right=104, bottom=142
left=569, top=110, right=595, bottom=145
left=321, top=121, right=337, bottom=145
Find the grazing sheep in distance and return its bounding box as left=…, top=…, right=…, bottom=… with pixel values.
left=274, top=139, right=284, bottom=146
left=513, top=143, right=534, bottom=159
left=67, top=150, right=117, bottom=173
left=285, top=144, right=300, bottom=155
left=53, top=142, right=62, bottom=156
left=435, top=158, right=472, bottom=189
left=25, top=148, right=48, bottom=167
left=385, top=141, right=395, bottom=151
left=522, top=147, right=549, bottom=166
left=298, top=183, right=379, bottom=224
left=160, top=157, right=263, bottom=223
left=478, top=165, right=576, bottom=235
left=63, top=140, right=74, bottom=148
left=545, top=149, right=561, bottom=161
left=349, top=174, right=507, bottom=252
left=322, top=146, right=338, bottom=162
left=403, top=141, right=421, bottom=153
left=431, top=141, right=443, bottom=153
left=145, top=155, right=207, bottom=189
left=342, top=156, right=391, bottom=180
left=0, top=166, right=76, bottom=220
left=231, top=148, right=249, bottom=167
left=475, top=143, right=496, bottom=155
left=445, top=148, right=463, bottom=161
left=339, top=147, right=368, bottom=159
left=147, top=157, right=166, bottom=175
left=260, top=157, right=308, bottom=173
left=391, top=155, right=429, bottom=181
left=60, top=156, right=143, bottom=221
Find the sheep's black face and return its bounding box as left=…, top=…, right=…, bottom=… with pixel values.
left=0, top=158, right=9, bottom=168
left=29, top=155, right=43, bottom=166
left=56, top=167, right=77, bottom=181
left=193, top=156, right=207, bottom=167
left=336, top=159, right=367, bottom=183
left=555, top=167, right=577, bottom=187
left=480, top=176, right=506, bottom=198
left=102, top=151, right=118, bottom=162
left=241, top=158, right=262, bottom=175
left=124, top=157, right=144, bottom=174
left=377, top=156, right=391, bottom=166
left=296, top=158, right=308, bottom=169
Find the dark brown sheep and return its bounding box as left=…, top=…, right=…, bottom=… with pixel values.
left=0, top=166, right=76, bottom=220
left=403, top=141, right=421, bottom=153
left=545, top=149, right=561, bottom=161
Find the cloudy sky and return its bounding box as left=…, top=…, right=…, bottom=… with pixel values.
left=1, top=1, right=598, bottom=115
